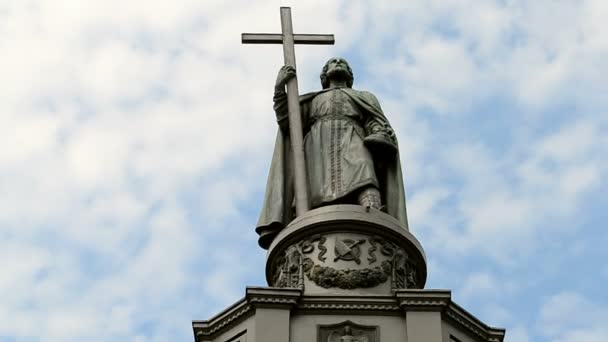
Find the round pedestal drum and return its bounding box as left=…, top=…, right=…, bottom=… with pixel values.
left=266, top=205, right=427, bottom=295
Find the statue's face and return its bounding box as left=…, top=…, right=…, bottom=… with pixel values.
left=320, top=57, right=354, bottom=88
left=325, top=57, right=351, bottom=77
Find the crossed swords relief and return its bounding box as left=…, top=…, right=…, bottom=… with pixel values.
left=334, top=238, right=367, bottom=264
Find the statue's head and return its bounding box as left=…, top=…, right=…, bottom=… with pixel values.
left=320, top=57, right=354, bottom=89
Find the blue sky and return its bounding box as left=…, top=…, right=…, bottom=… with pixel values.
left=0, top=0, right=607, bottom=341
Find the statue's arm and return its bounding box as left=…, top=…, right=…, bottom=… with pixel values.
left=361, top=91, right=389, bottom=130
left=273, top=66, right=296, bottom=132
left=273, top=88, right=289, bottom=131
left=361, top=91, right=398, bottom=152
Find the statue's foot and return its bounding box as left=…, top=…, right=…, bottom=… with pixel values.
left=358, top=186, right=382, bottom=211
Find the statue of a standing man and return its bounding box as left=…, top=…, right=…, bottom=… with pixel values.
left=256, top=58, right=409, bottom=249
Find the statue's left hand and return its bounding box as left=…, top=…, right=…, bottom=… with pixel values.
left=364, top=131, right=397, bottom=155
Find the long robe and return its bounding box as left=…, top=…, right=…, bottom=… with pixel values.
left=256, top=86, right=409, bottom=249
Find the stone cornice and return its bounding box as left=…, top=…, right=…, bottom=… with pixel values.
left=193, top=299, right=251, bottom=341
left=395, top=290, right=505, bottom=342
left=445, top=301, right=506, bottom=342
left=192, top=287, right=302, bottom=341
left=247, top=287, right=302, bottom=307
left=396, top=289, right=451, bottom=310
left=297, top=295, right=401, bottom=313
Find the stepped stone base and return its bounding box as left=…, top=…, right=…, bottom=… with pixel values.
left=192, top=287, right=505, bottom=342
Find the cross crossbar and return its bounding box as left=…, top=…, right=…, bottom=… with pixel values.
left=242, top=33, right=335, bottom=45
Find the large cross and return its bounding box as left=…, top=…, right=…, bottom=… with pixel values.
left=242, top=7, right=334, bottom=216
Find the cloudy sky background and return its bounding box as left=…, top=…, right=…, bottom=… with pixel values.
left=1, top=0, right=607, bottom=341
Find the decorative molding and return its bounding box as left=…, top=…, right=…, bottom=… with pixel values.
left=298, top=295, right=401, bottom=312
left=246, top=287, right=302, bottom=307
left=395, top=289, right=451, bottom=310
left=248, top=296, right=299, bottom=305
left=401, top=299, right=449, bottom=307
left=299, top=302, right=401, bottom=311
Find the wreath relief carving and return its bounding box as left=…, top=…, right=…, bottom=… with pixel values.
left=272, top=234, right=419, bottom=290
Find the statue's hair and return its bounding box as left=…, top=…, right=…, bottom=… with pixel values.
left=320, top=58, right=354, bottom=89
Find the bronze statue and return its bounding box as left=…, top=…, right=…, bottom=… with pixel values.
left=256, top=58, right=409, bottom=249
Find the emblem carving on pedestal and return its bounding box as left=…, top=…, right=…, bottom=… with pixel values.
left=272, top=245, right=303, bottom=288
left=301, top=235, right=327, bottom=262
left=334, top=238, right=366, bottom=264
left=367, top=236, right=395, bottom=264
left=393, top=249, right=418, bottom=289
left=271, top=234, right=420, bottom=290
left=318, top=321, right=378, bottom=342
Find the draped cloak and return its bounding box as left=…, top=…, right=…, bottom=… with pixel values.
left=256, top=86, right=409, bottom=249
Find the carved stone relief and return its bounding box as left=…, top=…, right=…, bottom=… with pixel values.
left=273, top=245, right=302, bottom=288
left=271, top=233, right=419, bottom=290
left=305, top=259, right=391, bottom=289
left=301, top=234, right=327, bottom=262
left=318, top=321, right=378, bottom=342
left=334, top=238, right=366, bottom=264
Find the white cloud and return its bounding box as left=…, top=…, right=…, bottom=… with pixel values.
left=360, top=0, right=608, bottom=113
left=407, top=187, right=449, bottom=226
left=508, top=326, right=531, bottom=342
left=539, top=291, right=608, bottom=342
left=459, top=271, right=500, bottom=300
left=419, top=115, right=607, bottom=262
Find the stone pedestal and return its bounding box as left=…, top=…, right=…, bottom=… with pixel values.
left=192, top=206, right=505, bottom=342
left=266, top=205, right=427, bottom=295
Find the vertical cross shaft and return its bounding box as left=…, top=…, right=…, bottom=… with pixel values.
left=279, top=7, right=309, bottom=216
left=242, top=7, right=335, bottom=217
